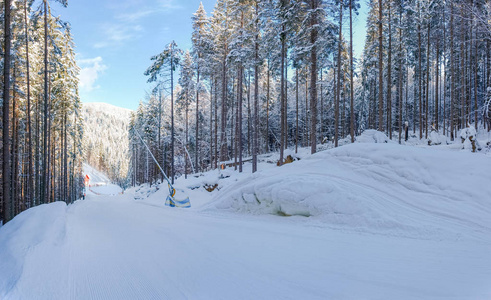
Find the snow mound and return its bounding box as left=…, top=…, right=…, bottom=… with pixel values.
left=355, top=129, right=389, bottom=143
left=208, top=143, right=491, bottom=240
left=428, top=130, right=447, bottom=145
left=0, top=202, right=67, bottom=298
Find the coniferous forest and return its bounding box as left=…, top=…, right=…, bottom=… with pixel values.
left=129, top=0, right=491, bottom=186
left=1, top=0, right=83, bottom=224
left=1, top=1, right=491, bottom=296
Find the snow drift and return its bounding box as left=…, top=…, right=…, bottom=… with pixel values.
left=209, top=142, right=491, bottom=240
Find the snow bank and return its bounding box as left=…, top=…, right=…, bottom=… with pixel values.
left=0, top=202, right=67, bottom=298
left=208, top=143, right=491, bottom=240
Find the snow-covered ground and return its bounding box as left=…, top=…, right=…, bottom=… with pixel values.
left=1, top=134, right=491, bottom=299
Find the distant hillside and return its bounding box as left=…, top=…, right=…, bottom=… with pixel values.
left=82, top=102, right=133, bottom=185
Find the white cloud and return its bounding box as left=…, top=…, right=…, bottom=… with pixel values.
left=116, top=9, right=153, bottom=22
left=93, top=22, right=144, bottom=49
left=78, top=57, right=107, bottom=92
left=158, top=0, right=181, bottom=10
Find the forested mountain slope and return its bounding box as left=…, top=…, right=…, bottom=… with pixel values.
left=82, top=103, right=133, bottom=185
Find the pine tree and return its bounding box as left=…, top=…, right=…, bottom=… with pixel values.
left=145, top=41, right=182, bottom=184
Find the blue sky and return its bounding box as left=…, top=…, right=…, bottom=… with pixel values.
left=55, top=0, right=367, bottom=111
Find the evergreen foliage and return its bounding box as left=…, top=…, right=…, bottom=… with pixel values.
left=1, top=0, right=84, bottom=224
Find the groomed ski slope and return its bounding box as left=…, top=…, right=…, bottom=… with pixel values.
left=1, top=140, right=491, bottom=299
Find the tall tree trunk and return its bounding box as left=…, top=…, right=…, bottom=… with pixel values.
left=336, top=1, right=342, bottom=147
left=214, top=77, right=218, bottom=169
left=42, top=0, right=49, bottom=204
left=2, top=0, right=12, bottom=223
left=252, top=0, right=259, bottom=173
left=418, top=1, right=422, bottom=139
left=450, top=2, right=455, bottom=140
left=305, top=75, right=309, bottom=147
left=24, top=0, right=34, bottom=208
left=279, top=2, right=286, bottom=165
left=398, top=6, right=403, bottom=144
left=233, top=77, right=238, bottom=170
left=349, top=0, right=355, bottom=143
left=266, top=61, right=270, bottom=153
left=210, top=77, right=213, bottom=170
left=425, top=23, right=430, bottom=139
left=435, top=38, right=439, bottom=131
left=185, top=91, right=189, bottom=179
left=238, top=65, right=243, bottom=172
left=158, top=89, right=162, bottom=181
left=473, top=7, right=478, bottom=129
left=12, top=68, right=19, bottom=214
left=63, top=112, right=68, bottom=203
left=387, top=0, right=392, bottom=138
left=195, top=62, right=200, bottom=173
left=170, top=42, right=175, bottom=184
left=378, top=0, right=384, bottom=132
left=295, top=68, right=299, bottom=153
left=220, top=48, right=228, bottom=162
left=247, top=74, right=251, bottom=157
left=310, top=0, right=318, bottom=154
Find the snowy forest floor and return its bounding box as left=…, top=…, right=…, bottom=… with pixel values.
left=1, top=131, right=491, bottom=299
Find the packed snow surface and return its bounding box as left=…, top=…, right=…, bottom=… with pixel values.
left=1, top=142, right=491, bottom=299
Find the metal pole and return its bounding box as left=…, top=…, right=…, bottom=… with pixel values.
left=134, top=129, right=171, bottom=185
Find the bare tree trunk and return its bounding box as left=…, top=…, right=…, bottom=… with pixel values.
left=252, top=0, right=259, bottom=173
left=214, top=77, right=218, bottom=169
left=336, top=1, right=342, bottom=147
left=473, top=7, right=478, bottom=129
left=310, top=0, right=318, bottom=154
left=238, top=65, right=243, bottom=172
left=63, top=112, right=68, bottom=202
left=12, top=69, right=19, bottom=214
left=450, top=2, right=455, bottom=140
left=220, top=49, right=228, bottom=162
left=387, top=0, right=392, bottom=138
left=435, top=38, right=439, bottom=131
left=210, top=77, right=213, bottom=171
left=305, top=72, right=309, bottom=146
left=425, top=23, right=430, bottom=139
left=295, top=68, right=299, bottom=153
left=195, top=62, right=200, bottom=173
left=280, top=2, right=286, bottom=164
left=266, top=60, right=270, bottom=153
left=42, top=0, right=49, bottom=204
left=234, top=77, right=238, bottom=170
left=398, top=5, right=403, bottom=144
left=24, top=0, right=34, bottom=208
left=349, top=0, right=355, bottom=143
left=158, top=89, right=162, bottom=181
left=378, top=0, right=384, bottom=132
left=185, top=91, right=189, bottom=179
left=170, top=42, right=175, bottom=184
left=418, top=2, right=422, bottom=139
left=2, top=0, right=13, bottom=223
left=247, top=74, right=251, bottom=157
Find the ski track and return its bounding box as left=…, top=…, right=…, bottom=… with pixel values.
left=2, top=144, right=491, bottom=299
left=2, top=194, right=491, bottom=299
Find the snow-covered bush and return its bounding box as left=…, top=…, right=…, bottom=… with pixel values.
left=460, top=125, right=481, bottom=152
left=428, top=128, right=447, bottom=146
left=355, top=130, right=388, bottom=143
